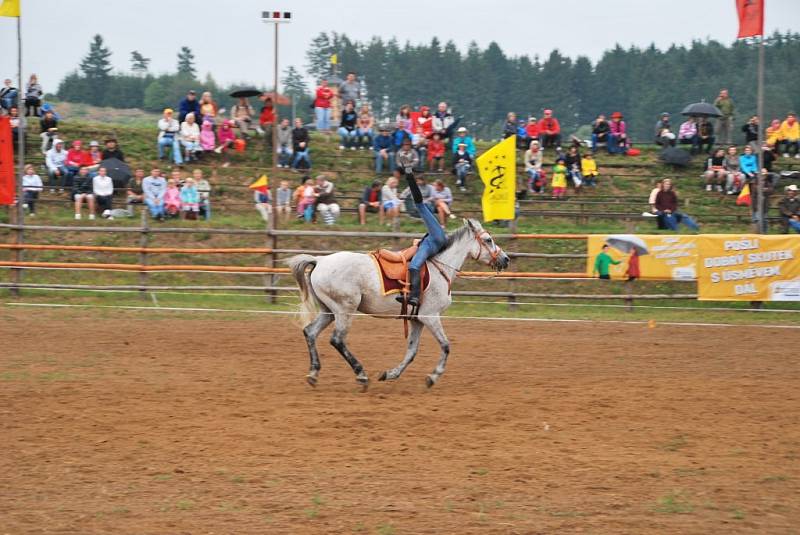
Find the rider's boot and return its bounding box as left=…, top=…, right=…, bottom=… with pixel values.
left=396, top=268, right=421, bottom=307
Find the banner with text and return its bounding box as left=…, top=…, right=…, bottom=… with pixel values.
left=696, top=235, right=800, bottom=301
left=586, top=234, right=698, bottom=281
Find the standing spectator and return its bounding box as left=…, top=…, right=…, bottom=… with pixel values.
left=314, top=175, right=340, bottom=225
left=198, top=91, right=218, bottom=124
left=431, top=179, right=455, bottom=227
left=45, top=139, right=68, bottom=191
left=92, top=166, right=115, bottom=218
left=180, top=113, right=201, bottom=162
left=713, top=89, right=735, bottom=145
left=230, top=97, right=254, bottom=137
left=66, top=140, right=92, bottom=179
left=741, top=115, right=760, bottom=150
left=537, top=109, right=561, bottom=150
left=739, top=145, right=758, bottom=185
left=0, top=78, right=17, bottom=110
left=102, top=138, right=124, bottom=161
left=313, top=79, right=333, bottom=133
left=591, top=114, right=610, bottom=152
left=143, top=167, right=167, bottom=221
left=450, top=126, right=476, bottom=157
left=163, top=178, right=182, bottom=217
left=126, top=168, right=145, bottom=213
left=180, top=177, right=200, bottom=219
left=39, top=108, right=58, bottom=154
left=697, top=117, right=715, bottom=154
left=551, top=157, right=567, bottom=198
left=337, top=100, right=358, bottom=150
left=381, top=176, right=402, bottom=228
left=564, top=145, right=583, bottom=190
left=373, top=125, right=394, bottom=173
left=723, top=146, right=743, bottom=195
left=24, top=74, right=42, bottom=116
left=608, top=112, right=628, bottom=154
left=427, top=131, right=445, bottom=172
left=291, top=117, right=311, bottom=170
left=678, top=117, right=699, bottom=153
left=21, top=164, right=43, bottom=216
left=339, top=72, right=361, bottom=107
left=276, top=180, right=292, bottom=222
left=704, top=148, right=727, bottom=192
left=779, top=112, right=800, bottom=158
left=581, top=152, right=598, bottom=187
left=157, top=108, right=182, bottom=165
left=654, top=112, right=675, bottom=146
left=275, top=118, right=293, bottom=168
left=524, top=140, right=544, bottom=193
left=395, top=138, right=420, bottom=176
left=452, top=142, right=473, bottom=191
left=72, top=167, right=96, bottom=220
left=178, top=90, right=200, bottom=123
left=593, top=244, right=621, bottom=280
left=502, top=112, right=518, bottom=138
left=356, top=104, right=374, bottom=149
left=432, top=102, right=454, bottom=137
left=778, top=184, right=800, bottom=233
left=258, top=96, right=275, bottom=148
left=655, top=179, right=699, bottom=231
left=358, top=179, right=383, bottom=225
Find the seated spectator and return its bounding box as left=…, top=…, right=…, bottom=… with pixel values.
left=72, top=167, right=96, bottom=220
left=395, top=138, right=420, bottom=177
left=254, top=185, right=271, bottom=222
left=21, top=164, right=43, bottom=217
left=450, top=126, right=476, bottom=157
left=761, top=143, right=776, bottom=175
left=180, top=113, right=202, bottom=162
left=258, top=96, right=275, bottom=143
left=126, top=168, right=145, bottom=213
left=608, top=112, right=628, bottom=154
left=313, top=79, right=333, bottom=133
left=276, top=179, right=291, bottom=222
left=381, top=176, right=402, bottom=228
left=416, top=106, right=434, bottom=138
left=581, top=152, right=598, bottom=187
left=396, top=104, right=412, bottom=133
left=551, top=157, right=567, bottom=198
left=231, top=97, right=254, bottom=137
left=214, top=120, right=236, bottom=167
left=400, top=175, right=435, bottom=218
left=92, top=166, right=115, bottom=219
left=193, top=168, right=212, bottom=220
left=200, top=120, right=216, bottom=153
left=356, top=104, right=374, bottom=149
left=314, top=175, right=339, bottom=225
left=779, top=112, right=800, bottom=158
left=678, top=117, right=699, bottom=153
left=738, top=145, right=759, bottom=190
left=24, top=74, right=42, bottom=117
left=276, top=118, right=293, bottom=168
left=0, top=78, right=17, bottom=110
left=87, top=140, right=103, bottom=168
left=411, top=126, right=427, bottom=170
left=102, top=137, right=124, bottom=161
left=564, top=146, right=583, bottom=189
left=296, top=177, right=316, bottom=222
left=503, top=112, right=517, bottom=139
left=143, top=167, right=167, bottom=221
left=178, top=90, right=200, bottom=123
left=724, top=146, right=743, bottom=195
left=66, top=140, right=93, bottom=179
left=45, top=139, right=68, bottom=191
left=697, top=117, right=715, bottom=154
left=39, top=108, right=58, bottom=154
left=358, top=179, right=383, bottom=225
left=157, top=108, right=182, bottom=165
left=524, top=140, right=544, bottom=193
left=591, top=114, right=610, bottom=152
left=163, top=178, right=182, bottom=217
left=291, top=117, right=311, bottom=170
left=391, top=120, right=411, bottom=152
left=515, top=119, right=529, bottom=149
left=778, top=184, right=800, bottom=233
left=537, top=109, right=561, bottom=150
left=765, top=118, right=782, bottom=148
left=525, top=117, right=539, bottom=146
left=703, top=148, right=726, bottom=192
left=741, top=115, right=759, bottom=151
left=432, top=101, right=454, bottom=138
left=654, top=112, right=674, bottom=146
left=648, top=179, right=665, bottom=228
left=654, top=179, right=699, bottom=231
left=453, top=142, right=473, bottom=191
left=198, top=91, right=218, bottom=124
left=431, top=179, right=455, bottom=227
left=427, top=131, right=445, bottom=172
left=373, top=125, right=394, bottom=173
left=338, top=100, right=358, bottom=150
left=180, top=177, right=200, bottom=219
left=8, top=105, right=22, bottom=144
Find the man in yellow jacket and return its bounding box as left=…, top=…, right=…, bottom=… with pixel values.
left=779, top=113, right=800, bottom=159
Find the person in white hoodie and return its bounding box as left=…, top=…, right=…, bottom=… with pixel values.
left=45, top=139, right=68, bottom=191
left=22, top=164, right=43, bottom=216
left=92, top=166, right=115, bottom=219
left=180, top=112, right=201, bottom=162
left=157, top=108, right=183, bottom=165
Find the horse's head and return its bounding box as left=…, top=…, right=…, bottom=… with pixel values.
left=463, top=218, right=510, bottom=272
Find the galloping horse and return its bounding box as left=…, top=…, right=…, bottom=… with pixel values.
left=288, top=218, right=510, bottom=388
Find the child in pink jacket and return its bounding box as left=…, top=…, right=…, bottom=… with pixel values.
left=200, top=120, right=216, bottom=152
left=163, top=178, right=182, bottom=216
left=215, top=120, right=237, bottom=166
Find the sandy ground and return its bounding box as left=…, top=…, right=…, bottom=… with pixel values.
left=1, top=307, right=798, bottom=534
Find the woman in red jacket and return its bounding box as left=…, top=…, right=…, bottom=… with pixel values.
left=314, top=79, right=333, bottom=133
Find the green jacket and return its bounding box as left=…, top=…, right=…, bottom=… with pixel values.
left=593, top=251, right=621, bottom=276
left=714, top=96, right=735, bottom=118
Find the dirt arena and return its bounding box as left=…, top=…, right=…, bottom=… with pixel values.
left=1, top=307, right=798, bottom=534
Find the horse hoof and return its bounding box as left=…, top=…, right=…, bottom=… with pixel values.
left=378, top=371, right=388, bottom=381
left=356, top=374, right=369, bottom=392
left=306, top=374, right=317, bottom=387
left=426, top=375, right=437, bottom=388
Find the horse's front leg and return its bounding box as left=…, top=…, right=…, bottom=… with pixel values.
left=421, top=316, right=449, bottom=388
left=378, top=320, right=422, bottom=382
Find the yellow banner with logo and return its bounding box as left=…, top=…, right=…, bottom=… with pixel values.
left=696, top=235, right=800, bottom=301
left=586, top=234, right=698, bottom=280
left=477, top=135, right=516, bottom=222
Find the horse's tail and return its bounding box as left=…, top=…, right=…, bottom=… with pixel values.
left=288, top=254, right=320, bottom=327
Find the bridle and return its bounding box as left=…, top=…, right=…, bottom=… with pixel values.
left=471, top=230, right=502, bottom=267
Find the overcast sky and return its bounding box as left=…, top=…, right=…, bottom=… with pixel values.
left=1, top=0, right=799, bottom=93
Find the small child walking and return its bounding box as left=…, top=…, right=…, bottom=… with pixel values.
left=551, top=157, right=567, bottom=198
left=276, top=179, right=292, bottom=221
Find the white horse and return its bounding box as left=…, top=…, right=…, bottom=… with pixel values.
left=288, top=218, right=510, bottom=388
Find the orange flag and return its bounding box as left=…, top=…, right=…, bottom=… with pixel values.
left=736, top=0, right=764, bottom=38
left=249, top=174, right=269, bottom=194
left=736, top=183, right=751, bottom=206
left=0, top=116, right=14, bottom=205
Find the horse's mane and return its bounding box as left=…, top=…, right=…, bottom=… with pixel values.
left=442, top=225, right=471, bottom=251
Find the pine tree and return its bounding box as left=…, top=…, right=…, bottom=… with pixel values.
left=79, top=35, right=113, bottom=79
left=130, top=51, right=151, bottom=75
left=282, top=66, right=308, bottom=97
left=177, top=46, right=196, bottom=78
left=305, top=32, right=334, bottom=81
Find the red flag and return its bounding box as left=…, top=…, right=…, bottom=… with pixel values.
left=736, top=0, right=764, bottom=38
left=0, top=116, right=14, bottom=205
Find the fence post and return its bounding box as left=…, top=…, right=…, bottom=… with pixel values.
left=266, top=220, right=278, bottom=304
left=138, top=209, right=149, bottom=299
left=624, top=279, right=633, bottom=312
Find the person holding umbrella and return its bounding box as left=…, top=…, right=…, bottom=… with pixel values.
left=231, top=96, right=255, bottom=137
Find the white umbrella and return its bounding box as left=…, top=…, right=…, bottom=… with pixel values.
left=605, top=235, right=649, bottom=256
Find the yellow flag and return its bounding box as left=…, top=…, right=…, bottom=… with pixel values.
left=477, top=135, right=516, bottom=222
left=0, top=0, right=20, bottom=17
left=330, top=54, right=338, bottom=65
left=249, top=174, right=269, bottom=193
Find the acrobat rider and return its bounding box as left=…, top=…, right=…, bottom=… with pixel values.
left=398, top=168, right=447, bottom=307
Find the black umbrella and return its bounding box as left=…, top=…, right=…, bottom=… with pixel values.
left=100, top=157, right=132, bottom=189
left=681, top=102, right=722, bottom=118
left=229, top=88, right=262, bottom=98
left=659, top=147, right=692, bottom=167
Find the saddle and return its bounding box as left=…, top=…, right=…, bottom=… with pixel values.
left=369, top=242, right=429, bottom=298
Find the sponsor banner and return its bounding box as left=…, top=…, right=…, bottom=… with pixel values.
left=586, top=234, right=698, bottom=281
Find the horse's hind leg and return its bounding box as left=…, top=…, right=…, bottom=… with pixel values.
left=303, top=308, right=333, bottom=387
left=420, top=316, right=450, bottom=388
left=329, top=313, right=369, bottom=389
left=378, top=320, right=422, bottom=382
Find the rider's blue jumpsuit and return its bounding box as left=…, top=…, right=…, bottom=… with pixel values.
left=402, top=172, right=446, bottom=305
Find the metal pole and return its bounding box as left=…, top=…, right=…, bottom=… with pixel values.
left=268, top=21, right=280, bottom=303
left=11, top=15, right=25, bottom=296
left=755, top=35, right=765, bottom=234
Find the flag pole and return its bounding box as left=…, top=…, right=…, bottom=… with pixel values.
left=755, top=34, right=765, bottom=234
left=13, top=10, right=25, bottom=295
